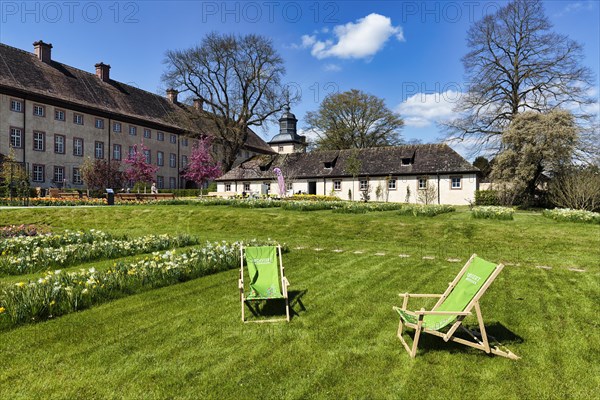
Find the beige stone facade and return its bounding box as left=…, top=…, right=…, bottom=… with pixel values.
left=0, top=94, right=195, bottom=189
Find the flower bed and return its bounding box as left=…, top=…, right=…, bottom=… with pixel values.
left=332, top=202, right=405, bottom=214
left=0, top=229, right=112, bottom=255
left=472, top=206, right=514, bottom=220
left=0, top=224, right=45, bottom=238
left=397, top=204, right=455, bottom=217
left=0, top=197, right=107, bottom=206
left=0, top=232, right=198, bottom=275
left=0, top=240, right=284, bottom=326
left=542, top=208, right=600, bottom=224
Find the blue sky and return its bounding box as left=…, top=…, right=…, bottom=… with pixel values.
left=1, top=0, right=598, bottom=159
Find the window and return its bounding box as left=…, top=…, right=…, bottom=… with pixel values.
left=113, top=122, right=122, bottom=132
left=10, top=127, right=22, bottom=148
left=32, top=164, right=45, bottom=182
left=181, top=155, right=188, bottom=167
left=54, top=134, right=65, bottom=154
left=169, top=153, right=176, bottom=168
left=243, top=183, right=251, bottom=192
left=113, top=144, right=122, bottom=160
left=143, top=149, right=151, bottom=164
left=129, top=125, right=137, bottom=136
left=53, top=166, right=65, bottom=183
left=157, top=176, right=164, bottom=189
left=278, top=145, right=284, bottom=152
left=157, top=151, right=164, bottom=166
left=157, top=131, right=164, bottom=141
left=10, top=99, right=23, bottom=112
left=451, top=176, right=462, bottom=189
left=55, top=109, right=65, bottom=121
left=169, top=177, right=176, bottom=189
left=225, top=183, right=231, bottom=192
left=73, top=113, right=83, bottom=125
left=401, top=158, right=412, bottom=166
left=182, top=138, right=188, bottom=147
left=33, top=104, right=45, bottom=117
left=127, top=146, right=134, bottom=158
left=95, top=141, right=104, bottom=159
left=170, top=134, right=177, bottom=144
left=359, top=180, right=368, bottom=191
left=286, top=182, right=293, bottom=191
left=418, top=178, right=427, bottom=190
left=144, top=129, right=151, bottom=139
left=33, top=131, right=45, bottom=151
left=72, top=167, right=82, bottom=185
left=73, top=138, right=84, bottom=156
left=333, top=180, right=341, bottom=191
left=388, top=177, right=397, bottom=190
left=95, top=118, right=104, bottom=129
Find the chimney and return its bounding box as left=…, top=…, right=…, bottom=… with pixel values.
left=33, top=40, right=52, bottom=63
left=95, top=62, right=111, bottom=82
left=166, top=88, right=178, bottom=103
left=193, top=98, right=203, bottom=111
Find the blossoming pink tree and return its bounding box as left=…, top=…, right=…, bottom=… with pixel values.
left=183, top=137, right=221, bottom=197
left=123, top=142, right=158, bottom=193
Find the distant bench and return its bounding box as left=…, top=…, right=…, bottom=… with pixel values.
left=115, top=193, right=175, bottom=201
left=206, top=191, right=236, bottom=199
left=57, top=192, right=88, bottom=200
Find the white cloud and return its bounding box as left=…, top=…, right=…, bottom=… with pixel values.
left=397, top=91, right=462, bottom=128
left=323, top=63, right=341, bottom=72
left=301, top=13, right=404, bottom=60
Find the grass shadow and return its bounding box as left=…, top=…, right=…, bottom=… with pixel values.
left=402, top=321, right=523, bottom=356
left=245, top=289, right=308, bottom=321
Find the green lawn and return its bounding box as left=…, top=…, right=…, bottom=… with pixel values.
left=0, top=205, right=599, bottom=399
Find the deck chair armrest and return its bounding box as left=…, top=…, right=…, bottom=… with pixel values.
left=398, top=293, right=443, bottom=298
left=283, top=277, right=290, bottom=287
left=414, top=310, right=471, bottom=316
left=238, top=279, right=243, bottom=289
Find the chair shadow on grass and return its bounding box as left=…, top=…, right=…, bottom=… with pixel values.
left=246, top=289, right=307, bottom=321
left=402, top=321, right=524, bottom=356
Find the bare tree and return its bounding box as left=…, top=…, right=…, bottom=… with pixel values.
left=549, top=167, right=600, bottom=212
left=444, top=0, right=594, bottom=151
left=417, top=182, right=438, bottom=205
left=306, top=89, right=404, bottom=150
left=162, top=32, right=294, bottom=171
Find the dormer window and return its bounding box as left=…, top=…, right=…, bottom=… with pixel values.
left=324, top=162, right=333, bottom=169
left=401, top=158, right=412, bottom=166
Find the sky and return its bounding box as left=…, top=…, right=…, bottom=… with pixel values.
left=0, top=0, right=598, bottom=160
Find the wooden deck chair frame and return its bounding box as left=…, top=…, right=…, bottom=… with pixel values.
left=239, top=245, right=290, bottom=323
left=394, top=254, right=519, bottom=360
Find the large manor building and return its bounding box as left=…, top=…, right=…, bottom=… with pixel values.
left=0, top=41, right=273, bottom=190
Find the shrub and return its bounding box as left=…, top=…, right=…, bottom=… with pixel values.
left=475, top=190, right=500, bottom=206
left=542, top=208, right=600, bottom=224
left=472, top=206, right=514, bottom=220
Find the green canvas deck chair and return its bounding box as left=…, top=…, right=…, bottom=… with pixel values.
left=393, top=254, right=519, bottom=359
left=239, top=245, right=290, bottom=323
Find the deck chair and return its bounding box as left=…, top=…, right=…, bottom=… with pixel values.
left=393, top=254, right=519, bottom=359
left=239, top=245, right=290, bottom=323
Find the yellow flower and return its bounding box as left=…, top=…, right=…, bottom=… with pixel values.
left=0, top=307, right=5, bottom=314
left=49, top=300, right=56, bottom=306
left=15, top=282, right=25, bottom=288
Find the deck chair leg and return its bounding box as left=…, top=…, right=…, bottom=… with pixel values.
left=411, top=315, right=425, bottom=358
left=474, top=302, right=490, bottom=353
left=241, top=298, right=245, bottom=322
